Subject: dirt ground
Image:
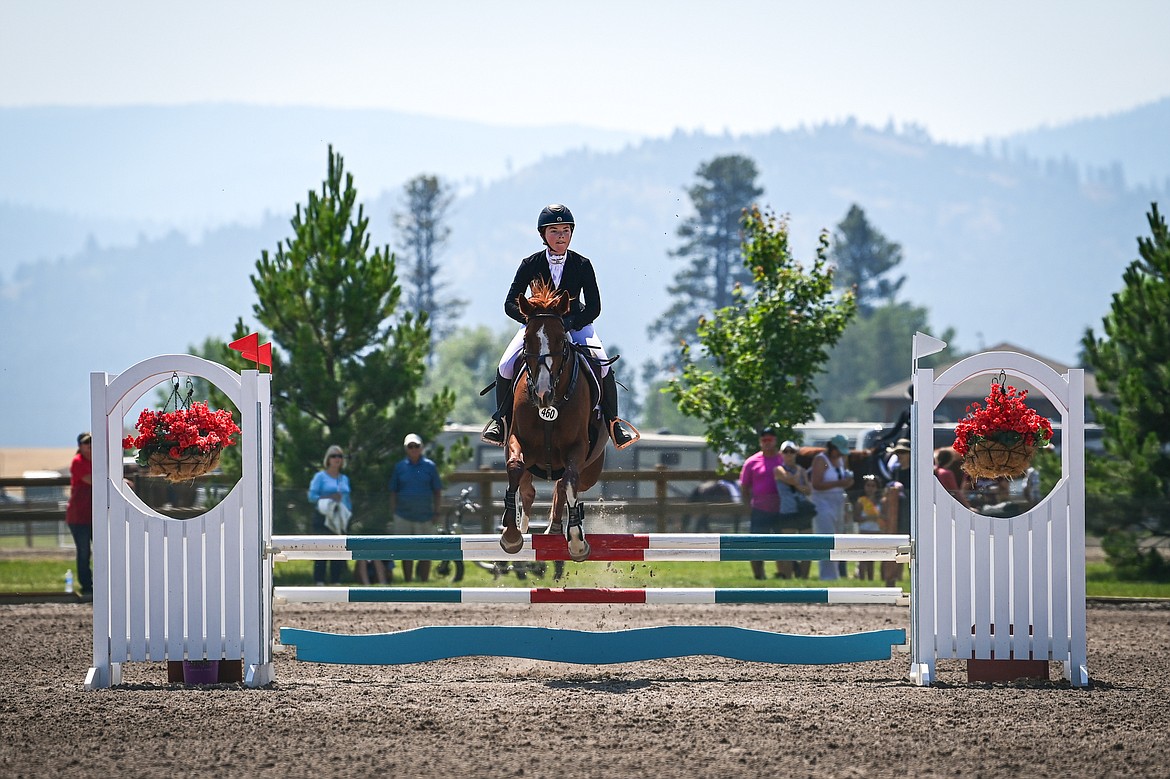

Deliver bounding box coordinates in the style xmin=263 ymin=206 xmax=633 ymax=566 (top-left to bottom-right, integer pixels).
xmin=1 ymin=599 xmax=1168 ymax=779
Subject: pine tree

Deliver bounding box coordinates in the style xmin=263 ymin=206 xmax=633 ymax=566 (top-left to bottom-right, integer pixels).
xmin=830 ymin=204 xmax=906 ymax=315
xmin=250 ymin=146 xmax=458 ymax=530
xmin=650 ymin=155 xmax=763 ymax=355
xmin=818 ymin=204 xmax=953 ymax=421
xmin=667 ymin=207 xmax=856 ymax=460
xmin=1082 ymin=202 xmax=1170 ymax=558
xmin=395 ymin=174 xmax=465 ymax=364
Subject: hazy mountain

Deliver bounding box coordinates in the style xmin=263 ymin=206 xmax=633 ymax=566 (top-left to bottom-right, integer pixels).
xmin=1001 ymin=97 xmax=1170 ymax=189
xmin=2 ymin=102 xmax=1168 ymax=446
xmin=0 ymin=105 xmax=642 ymax=272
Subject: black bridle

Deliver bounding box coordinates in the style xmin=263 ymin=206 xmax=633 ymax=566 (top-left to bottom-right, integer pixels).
xmin=522 ymin=312 xmax=574 ymax=406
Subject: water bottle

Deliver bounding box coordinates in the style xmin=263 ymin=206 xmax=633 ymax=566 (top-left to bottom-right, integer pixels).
xmin=64 ymin=569 xmax=74 ymax=594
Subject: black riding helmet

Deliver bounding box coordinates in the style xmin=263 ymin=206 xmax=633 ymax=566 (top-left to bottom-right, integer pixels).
xmin=537 ymin=204 xmax=575 ymax=240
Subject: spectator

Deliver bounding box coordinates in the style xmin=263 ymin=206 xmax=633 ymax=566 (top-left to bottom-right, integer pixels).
xmin=934 ymin=448 xmax=972 ymax=508
xmin=355 ymin=557 xmax=391 ymax=586
xmin=854 ymin=475 xmax=883 ymax=581
xmin=308 ymin=445 xmax=351 ymax=586
xmin=65 ymin=432 xmax=94 ymax=600
xmin=809 ymin=435 xmax=855 ymax=581
xmin=1022 ymin=452 xmax=1046 ymax=508
xmin=739 ymin=426 xmax=787 ymax=581
xmin=389 ymin=433 xmax=443 ymax=583
xmin=978 ymin=477 xmax=1023 ymax=517
xmin=773 ymin=440 xmax=813 ymax=579
xmin=881 ymin=440 xmax=912 ymax=587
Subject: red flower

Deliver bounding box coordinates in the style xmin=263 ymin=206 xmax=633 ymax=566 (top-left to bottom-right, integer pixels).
xmin=953 ymin=384 xmax=1053 ymax=457
xmin=123 ymin=401 xmax=241 ymax=466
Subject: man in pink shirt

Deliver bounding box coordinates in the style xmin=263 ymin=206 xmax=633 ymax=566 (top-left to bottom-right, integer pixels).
xmin=740 ymin=426 xmax=785 ymax=580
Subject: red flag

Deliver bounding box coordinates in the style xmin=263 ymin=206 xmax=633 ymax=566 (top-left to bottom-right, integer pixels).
xmin=257 ymin=342 xmax=272 ymax=369
xmin=228 ymin=332 xmax=260 ymax=361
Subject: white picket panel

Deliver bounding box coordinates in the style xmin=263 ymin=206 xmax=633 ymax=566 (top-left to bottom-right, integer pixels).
xmin=910 ymin=350 xmax=1089 ymax=686
xmin=85 ymin=355 xmax=273 ymax=690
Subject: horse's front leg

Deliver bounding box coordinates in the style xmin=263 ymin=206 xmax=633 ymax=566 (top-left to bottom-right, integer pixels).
xmin=549 ymin=478 xmax=566 ymax=539
xmin=500 ymin=435 xmax=529 ymax=554
xmin=519 ymin=472 xmax=535 ymax=534
xmin=561 ymin=459 xmax=591 ymax=562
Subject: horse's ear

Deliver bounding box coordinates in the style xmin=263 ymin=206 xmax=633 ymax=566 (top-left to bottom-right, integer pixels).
xmin=555 ymin=292 xmax=571 ymax=315
xmin=517 ymin=294 xmax=533 ymax=318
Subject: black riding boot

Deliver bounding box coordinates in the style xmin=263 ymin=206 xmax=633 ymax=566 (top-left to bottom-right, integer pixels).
xmin=481 ymin=371 xmax=514 ymax=446
xmin=601 ymin=372 xmax=640 ymax=450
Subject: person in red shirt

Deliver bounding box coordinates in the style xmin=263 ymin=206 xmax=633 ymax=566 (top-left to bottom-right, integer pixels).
xmin=65 ymin=432 xmax=94 ymax=599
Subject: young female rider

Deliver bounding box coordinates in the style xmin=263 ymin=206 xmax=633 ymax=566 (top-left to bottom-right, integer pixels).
xmin=481 ymin=203 xmax=639 ymax=450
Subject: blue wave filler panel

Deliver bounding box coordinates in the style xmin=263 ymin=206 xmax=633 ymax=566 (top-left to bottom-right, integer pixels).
xmin=279 ymin=626 xmax=907 ymax=666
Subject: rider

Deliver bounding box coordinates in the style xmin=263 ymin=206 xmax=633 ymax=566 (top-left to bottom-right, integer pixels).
xmin=481 ymin=203 xmax=639 ymax=450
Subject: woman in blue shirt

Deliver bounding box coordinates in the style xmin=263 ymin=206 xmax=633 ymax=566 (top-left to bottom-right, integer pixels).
xmin=307 ymin=444 xmax=351 ymax=585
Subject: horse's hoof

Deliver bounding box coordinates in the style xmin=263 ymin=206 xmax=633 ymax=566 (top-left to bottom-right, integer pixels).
xmin=500 ymin=528 xmax=524 ymax=555
xmin=568 ymin=539 xmax=591 ymax=563
xmin=567 ymin=528 xmax=590 ymax=562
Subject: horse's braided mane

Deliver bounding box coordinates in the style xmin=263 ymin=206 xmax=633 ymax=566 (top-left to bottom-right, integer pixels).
xmin=528 ymin=278 xmax=566 ymax=310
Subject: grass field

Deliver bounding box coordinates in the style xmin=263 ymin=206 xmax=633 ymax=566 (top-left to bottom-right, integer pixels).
xmin=4 ymin=551 xmax=1169 ymax=597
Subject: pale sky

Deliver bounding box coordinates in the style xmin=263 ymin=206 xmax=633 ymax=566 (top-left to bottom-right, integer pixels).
xmin=3 ymin=0 xmax=1168 ymax=143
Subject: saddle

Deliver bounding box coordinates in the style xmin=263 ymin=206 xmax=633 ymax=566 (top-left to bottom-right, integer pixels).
xmin=481 ymin=347 xmax=607 ymax=416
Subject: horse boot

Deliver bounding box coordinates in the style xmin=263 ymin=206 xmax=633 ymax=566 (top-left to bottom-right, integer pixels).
xmin=601 ymin=371 xmax=640 ymax=450
xmin=565 ymin=502 xmax=591 ymax=562
xmin=481 ymin=370 xmax=514 ymax=447
xmin=499 ymin=488 xmax=524 ymax=554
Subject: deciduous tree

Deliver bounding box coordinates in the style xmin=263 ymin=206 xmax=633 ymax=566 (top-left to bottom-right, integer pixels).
xmin=667 ymin=207 xmax=856 ymax=461
xmin=422 ymin=325 xmax=514 ymax=424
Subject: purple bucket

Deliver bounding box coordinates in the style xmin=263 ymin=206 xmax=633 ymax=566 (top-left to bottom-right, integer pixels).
xmin=182 ymin=660 xmax=220 ymax=684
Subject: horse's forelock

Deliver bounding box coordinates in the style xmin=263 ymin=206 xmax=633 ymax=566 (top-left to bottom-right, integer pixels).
xmin=528 ymin=278 xmax=566 ymax=311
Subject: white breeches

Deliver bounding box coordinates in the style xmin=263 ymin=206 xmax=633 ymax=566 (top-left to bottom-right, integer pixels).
xmin=498 ymin=323 xmax=609 ymax=380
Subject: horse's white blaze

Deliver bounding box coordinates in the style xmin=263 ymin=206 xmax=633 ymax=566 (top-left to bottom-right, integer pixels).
xmin=534 ymin=324 xmax=553 ymax=401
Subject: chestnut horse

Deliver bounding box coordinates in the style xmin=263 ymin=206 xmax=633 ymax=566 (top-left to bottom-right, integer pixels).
xmin=499 ymin=280 xmax=606 ymax=562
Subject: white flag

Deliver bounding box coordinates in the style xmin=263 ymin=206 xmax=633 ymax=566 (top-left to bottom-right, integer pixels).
xmin=912 ymin=331 xmax=947 ymax=361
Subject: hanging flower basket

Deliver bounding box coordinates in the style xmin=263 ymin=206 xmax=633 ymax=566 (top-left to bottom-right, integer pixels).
xmin=146 ymin=448 xmax=224 ymax=482
xmin=953 ymin=373 xmax=1053 ymax=480
xmin=123 ymin=373 xmax=240 ymax=483
xmin=961 ymin=436 xmax=1036 ymax=480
